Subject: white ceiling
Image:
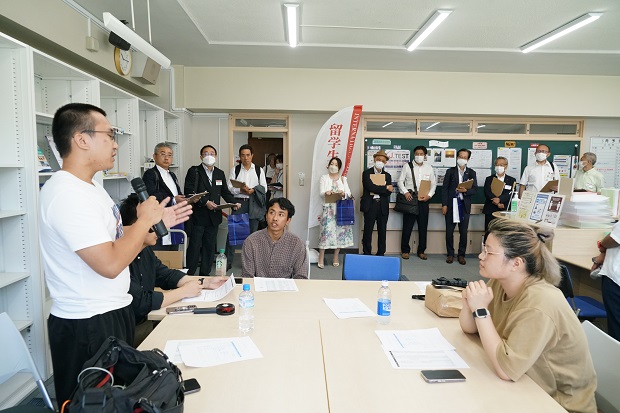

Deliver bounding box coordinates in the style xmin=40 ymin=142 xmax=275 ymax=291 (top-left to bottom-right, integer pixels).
xmin=69 ymin=0 xmax=620 ymax=75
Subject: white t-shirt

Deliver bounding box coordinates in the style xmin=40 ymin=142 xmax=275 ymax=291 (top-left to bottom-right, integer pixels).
xmin=601 ymin=221 xmax=620 ymax=287
xmin=520 ymin=161 xmax=559 ymax=192
xmin=39 ymin=171 xmax=131 ymax=319
xmin=228 ymin=163 xmax=268 ymax=199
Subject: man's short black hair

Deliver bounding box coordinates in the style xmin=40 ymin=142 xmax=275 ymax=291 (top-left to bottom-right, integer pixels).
xmin=119 ymin=193 xmax=140 ymax=226
xmin=267 ymin=197 xmax=295 ymax=219
xmin=413 ymin=145 xmax=428 ymax=155
xmin=457 ymin=148 xmax=472 ymax=159
xmin=200 ymin=145 xmax=217 ymax=156
xmin=239 ymin=144 xmax=253 ymax=154
xmin=275 ymin=154 xmax=283 ymax=163
xmin=52 ymin=103 xmax=107 ymax=158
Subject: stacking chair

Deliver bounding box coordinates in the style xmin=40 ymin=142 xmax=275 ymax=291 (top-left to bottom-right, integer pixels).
xmin=582 ymin=321 xmax=620 ymax=413
xmin=557 ymin=265 xmax=606 ymax=321
xmin=342 ymin=254 xmax=401 ymax=281
xmin=0 ymin=312 xmax=54 ymax=412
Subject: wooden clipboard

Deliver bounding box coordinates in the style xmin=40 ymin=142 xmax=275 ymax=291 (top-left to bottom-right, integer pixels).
xmin=540 ymin=179 xmax=558 ymax=193
xmin=186 ymin=191 xmax=209 ymax=203
xmin=490 ymin=177 xmax=504 ymax=197
xmin=324 ymin=193 xmax=342 ymax=203
xmin=418 ymin=180 xmax=431 ymax=199
xmin=230 ymin=179 xmax=245 ymax=189
xmin=457 ymin=179 xmax=474 ymax=190
xmin=370 ymin=174 xmax=386 ymax=186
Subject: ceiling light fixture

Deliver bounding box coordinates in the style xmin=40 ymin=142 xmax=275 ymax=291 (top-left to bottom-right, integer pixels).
xmin=406 ymin=10 xmax=452 ymax=52
xmin=284 ymin=4 xmax=300 ymax=48
xmin=520 ymin=12 xmax=602 ymax=53
xmin=382 ymin=122 xmax=394 ymax=128
xmin=425 ymin=122 xmax=440 ymax=130
xmin=103 ymin=12 xmax=171 ymax=68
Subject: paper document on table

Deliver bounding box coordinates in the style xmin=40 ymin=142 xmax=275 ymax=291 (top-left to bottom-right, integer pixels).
xmin=384 ymin=349 xmax=469 ymax=369
xmin=414 ymin=281 xmax=431 ymax=295
xmin=323 ymin=298 xmax=375 ymax=319
xmin=181 ymin=274 xmax=236 ymax=302
xmin=254 ymin=277 xmax=298 ymax=292
xmin=178 ymin=336 xmax=262 ymax=367
xmin=376 ymin=328 xmax=455 ymax=351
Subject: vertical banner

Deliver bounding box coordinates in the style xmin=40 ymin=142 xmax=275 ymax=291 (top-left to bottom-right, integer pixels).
xmin=307 ymin=105 xmax=363 ymax=230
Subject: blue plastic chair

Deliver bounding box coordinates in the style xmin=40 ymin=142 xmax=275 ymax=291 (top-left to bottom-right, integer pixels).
xmin=558 ymin=265 xmax=607 ymax=321
xmin=341 ymin=254 xmax=401 ymax=281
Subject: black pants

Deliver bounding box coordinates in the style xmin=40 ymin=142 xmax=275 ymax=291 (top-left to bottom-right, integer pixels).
xmin=362 ymin=200 xmax=388 ymax=256
xmin=602 ymin=275 xmax=620 ymax=341
xmin=48 ymin=305 xmax=134 ymax=405
xmin=187 ymin=223 xmax=219 ymax=275
xmin=401 ymin=200 xmax=430 ymax=254
xmin=445 ymin=211 xmax=470 ymax=257
xmin=226 ymin=199 xmax=260 ymax=266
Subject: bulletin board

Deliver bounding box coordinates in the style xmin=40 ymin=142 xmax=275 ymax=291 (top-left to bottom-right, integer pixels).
xmin=364 ymin=138 xmax=581 ymax=205
xmin=590 ymin=137 xmax=620 ymax=188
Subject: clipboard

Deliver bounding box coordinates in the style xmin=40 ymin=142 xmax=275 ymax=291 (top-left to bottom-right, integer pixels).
xmin=230 ymin=179 xmax=245 ymax=189
xmin=539 ymin=180 xmax=558 ymax=193
xmin=324 ymin=193 xmax=342 ymax=203
xmin=418 ymin=180 xmax=431 ymax=199
xmin=186 ymin=191 xmax=209 ymax=203
xmin=214 ymin=203 xmax=238 ymax=210
xmin=370 ymin=174 xmax=386 ymax=186
xmin=457 ymin=179 xmax=474 ymax=190
xmin=490 ymin=177 xmax=504 ymax=197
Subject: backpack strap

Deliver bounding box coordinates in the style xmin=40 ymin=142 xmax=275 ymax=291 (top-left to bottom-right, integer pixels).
xmin=235 ymin=163 xmax=262 ymax=181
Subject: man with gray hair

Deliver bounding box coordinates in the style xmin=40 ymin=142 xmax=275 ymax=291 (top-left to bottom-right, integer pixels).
xmin=575 ymin=152 xmax=604 ymax=193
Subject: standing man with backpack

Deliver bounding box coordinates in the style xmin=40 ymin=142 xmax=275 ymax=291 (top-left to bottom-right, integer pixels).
xmin=226 ymin=144 xmax=267 ymax=266
xmin=519 ymin=144 xmax=559 ymax=197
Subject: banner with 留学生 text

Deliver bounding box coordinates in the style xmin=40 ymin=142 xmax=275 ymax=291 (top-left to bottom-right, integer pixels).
xmin=307 ymin=105 xmax=362 ymax=230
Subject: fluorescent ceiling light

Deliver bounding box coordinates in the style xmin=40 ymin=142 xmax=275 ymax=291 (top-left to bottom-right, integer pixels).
xmin=382 ymin=122 xmax=394 ymax=128
xmin=406 ymin=10 xmax=452 ymax=52
xmin=284 ymin=4 xmax=300 ymax=48
xmin=520 ymin=12 xmax=602 ymax=53
xmin=103 ymin=12 xmax=171 ymax=68
xmin=425 ymin=122 xmax=440 ymax=130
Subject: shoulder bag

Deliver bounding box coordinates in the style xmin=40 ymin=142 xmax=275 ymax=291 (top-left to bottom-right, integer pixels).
xmin=393 ymin=162 xmax=418 ymax=215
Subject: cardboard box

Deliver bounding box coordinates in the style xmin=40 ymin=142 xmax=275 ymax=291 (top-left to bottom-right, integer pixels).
xmin=154 ymin=251 xmax=183 ymax=269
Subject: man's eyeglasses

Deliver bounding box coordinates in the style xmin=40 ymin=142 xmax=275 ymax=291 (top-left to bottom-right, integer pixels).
xmin=81 ymin=130 xmax=117 ymax=142
xmin=481 ymin=244 xmax=504 ymax=259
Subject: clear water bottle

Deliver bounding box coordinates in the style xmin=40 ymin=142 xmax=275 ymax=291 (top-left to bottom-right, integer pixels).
xmin=377 ymin=280 xmax=391 ymax=325
xmin=239 ymin=284 xmax=255 ymax=333
xmin=215 ymin=248 xmax=227 ymax=276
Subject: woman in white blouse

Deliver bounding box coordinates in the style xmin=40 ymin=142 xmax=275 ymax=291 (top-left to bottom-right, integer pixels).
xmin=318 ymin=157 xmax=353 ymax=268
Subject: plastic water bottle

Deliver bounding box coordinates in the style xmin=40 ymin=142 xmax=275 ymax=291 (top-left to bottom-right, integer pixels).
xmin=377 ymin=280 xmax=391 ymax=325
xmin=510 ymin=193 xmax=519 ymax=212
xmin=215 ymin=249 xmax=227 ymax=276
xmin=239 ymin=284 xmax=255 ymax=333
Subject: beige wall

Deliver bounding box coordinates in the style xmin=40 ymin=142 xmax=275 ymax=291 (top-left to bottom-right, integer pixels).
xmin=183 ymin=67 xmax=620 ymax=117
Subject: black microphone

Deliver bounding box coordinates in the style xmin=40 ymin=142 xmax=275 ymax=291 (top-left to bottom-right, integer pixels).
xmin=130 ymin=177 xmax=168 ymax=238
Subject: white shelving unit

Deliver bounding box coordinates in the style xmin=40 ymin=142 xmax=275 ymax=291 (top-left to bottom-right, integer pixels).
xmin=0 ymin=31 xmax=184 ymax=408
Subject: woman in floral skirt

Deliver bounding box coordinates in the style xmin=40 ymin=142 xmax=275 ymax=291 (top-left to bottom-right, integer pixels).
xmin=318 ymin=157 xmax=353 ymax=268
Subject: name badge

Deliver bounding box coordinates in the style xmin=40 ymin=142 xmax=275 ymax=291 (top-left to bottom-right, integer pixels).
xmin=216 ymin=180 xmax=222 ymax=186
xmin=504 ymin=184 xmax=512 ymax=190
xmin=423 ymin=174 xmax=430 ymax=180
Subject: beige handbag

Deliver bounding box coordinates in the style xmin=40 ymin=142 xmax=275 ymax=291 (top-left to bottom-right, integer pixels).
xmin=424 ymin=284 xmax=463 ymax=317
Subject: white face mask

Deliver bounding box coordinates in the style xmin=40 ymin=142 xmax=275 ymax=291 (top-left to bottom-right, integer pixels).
xmin=414 ymin=156 xmax=425 ymax=164
xmin=276 ymin=163 xmax=283 ymax=169
xmin=494 ymin=166 xmax=505 ymax=175
xmin=535 ymin=152 xmax=547 ymax=162
xmin=579 ymin=161 xmax=587 ymax=169
xmin=328 ymin=165 xmax=339 ymax=174
xmin=202 ymin=155 xmax=216 ymax=167
xmin=457 ymin=158 xmax=468 ymax=167
xmin=374 ymin=161 xmax=385 ymax=170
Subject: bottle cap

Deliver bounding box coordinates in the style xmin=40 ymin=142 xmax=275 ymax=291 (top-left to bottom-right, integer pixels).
xmin=243 ymin=284 xmax=250 ymax=291
xmin=220 ymin=248 xmax=225 ymax=253
xmin=382 ymin=280 xmax=389 ymax=287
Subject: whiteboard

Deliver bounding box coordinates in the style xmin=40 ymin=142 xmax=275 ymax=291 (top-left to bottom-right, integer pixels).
xmin=590 ymin=137 xmax=620 ymax=188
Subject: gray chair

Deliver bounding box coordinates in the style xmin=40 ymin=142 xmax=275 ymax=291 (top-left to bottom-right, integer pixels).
xmin=582 ymin=320 xmax=620 ymax=413
xmin=0 ymin=312 xmax=54 ymax=412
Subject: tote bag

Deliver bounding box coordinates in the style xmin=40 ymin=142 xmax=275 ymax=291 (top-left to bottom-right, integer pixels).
xmin=336 ymin=199 xmax=355 ymax=226
xmin=228 ymin=213 xmax=250 ymax=245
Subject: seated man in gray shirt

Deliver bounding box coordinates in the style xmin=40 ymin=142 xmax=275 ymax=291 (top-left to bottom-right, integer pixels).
xmin=242 ymin=197 xmax=308 ymax=279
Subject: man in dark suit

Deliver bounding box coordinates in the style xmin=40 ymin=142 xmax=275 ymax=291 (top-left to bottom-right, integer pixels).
xmin=361 ymin=149 xmax=393 ymax=256
xmin=184 ymin=145 xmax=239 ymax=276
xmin=143 ymin=142 xmax=185 ymax=250
xmin=442 ymin=148 xmax=478 ymax=265
xmin=482 ymin=156 xmax=516 ymax=241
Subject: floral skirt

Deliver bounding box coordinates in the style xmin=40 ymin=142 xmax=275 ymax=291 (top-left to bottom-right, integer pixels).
xmin=318 ymin=203 xmax=353 ymax=249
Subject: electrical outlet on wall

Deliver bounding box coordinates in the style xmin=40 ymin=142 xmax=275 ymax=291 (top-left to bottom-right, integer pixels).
xmin=298 ymin=172 xmax=305 ymax=186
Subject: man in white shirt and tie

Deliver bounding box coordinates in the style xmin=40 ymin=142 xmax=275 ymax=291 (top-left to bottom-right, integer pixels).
xmin=519 ymin=144 xmax=560 ymax=197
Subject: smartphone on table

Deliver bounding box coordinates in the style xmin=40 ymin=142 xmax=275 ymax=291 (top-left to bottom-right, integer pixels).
xmin=183 ymin=378 xmax=201 ymax=394
xmin=420 ymin=369 xmax=466 ymax=383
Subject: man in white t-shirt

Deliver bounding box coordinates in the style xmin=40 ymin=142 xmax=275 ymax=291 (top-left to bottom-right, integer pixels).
xmin=39 ymin=103 xmax=191 ymax=405
xmin=519 ymin=144 xmax=560 ymax=197
xmin=592 ymin=223 xmax=620 ymax=341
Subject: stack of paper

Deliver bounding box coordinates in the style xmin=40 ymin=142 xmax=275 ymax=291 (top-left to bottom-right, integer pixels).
xmin=254 ymin=277 xmax=298 ymax=292
xmin=559 ymin=192 xmax=614 ymax=228
xmin=323 ymin=298 xmax=375 ymax=319
xmin=601 ymin=188 xmax=620 ymax=218
xmin=164 ymin=337 xmax=263 ymax=367
xmin=375 ymin=328 xmax=469 ymax=369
